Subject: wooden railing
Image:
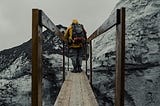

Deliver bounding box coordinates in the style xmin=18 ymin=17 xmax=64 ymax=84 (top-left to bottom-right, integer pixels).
xmin=32 ymin=9 xmax=42 ymax=106
xmin=87 ymin=7 xmax=125 ymax=106
xmin=32 ymin=9 xmax=66 ymax=106
xmin=32 ymin=7 xmax=125 ymax=106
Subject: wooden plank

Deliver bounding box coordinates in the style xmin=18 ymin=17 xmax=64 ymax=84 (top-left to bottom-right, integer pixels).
xmin=69 ymin=73 xmax=83 ymax=106
xmin=81 ymin=74 xmax=89 ymax=106
xmin=40 ymin=10 xmax=66 ymax=42
xmin=54 ymin=72 xmax=73 ymax=106
xmin=87 ymin=10 xmax=119 ymax=42
xmin=32 ymin=9 xmax=42 ymax=106
xmin=54 ymin=72 xmax=98 ymax=106
xmin=81 ymin=72 xmax=98 ymax=106
xmin=115 ymin=7 xmax=125 ymax=106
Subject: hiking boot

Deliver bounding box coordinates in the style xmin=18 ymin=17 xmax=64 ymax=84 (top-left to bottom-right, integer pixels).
xmin=71 ymin=70 xmax=75 ymax=73
xmin=71 ymin=69 xmax=76 ymax=73
xmin=71 ymin=67 xmax=78 ymax=73
xmin=78 ymin=67 xmax=83 ymax=73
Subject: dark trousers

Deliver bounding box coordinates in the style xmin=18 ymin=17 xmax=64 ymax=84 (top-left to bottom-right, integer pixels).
xmin=69 ymin=48 xmax=83 ymax=69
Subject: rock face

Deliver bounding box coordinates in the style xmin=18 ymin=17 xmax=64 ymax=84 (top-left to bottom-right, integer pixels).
xmin=92 ymin=0 xmax=160 ymax=106
xmin=1 ymin=1 xmax=160 ymax=106
xmin=0 ymin=25 xmax=67 ymax=106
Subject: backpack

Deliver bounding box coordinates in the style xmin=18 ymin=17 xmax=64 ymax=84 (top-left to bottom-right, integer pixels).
xmin=71 ymin=24 xmax=86 ymax=44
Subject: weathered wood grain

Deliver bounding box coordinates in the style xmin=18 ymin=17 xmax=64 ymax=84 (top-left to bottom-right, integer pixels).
xmin=87 ymin=10 xmax=119 ymax=42
xmin=32 ymin=9 xmax=42 ymax=106
xmin=54 ymin=72 xmax=98 ymax=106
xmin=89 ymin=41 xmax=93 ymax=85
xmin=40 ymin=10 xmax=66 ymax=42
xmin=115 ymin=7 xmax=125 ymax=106
xmin=54 ymin=72 xmax=73 ymax=106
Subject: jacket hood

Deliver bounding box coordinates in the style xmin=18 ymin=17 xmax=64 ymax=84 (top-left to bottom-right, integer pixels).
xmin=72 ymin=19 xmax=79 ymax=24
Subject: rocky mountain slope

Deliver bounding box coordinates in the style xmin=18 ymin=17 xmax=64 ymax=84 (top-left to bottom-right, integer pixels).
xmin=1 ymin=0 xmax=160 ymax=106
xmin=0 ymin=25 xmax=67 ymax=106
xmin=92 ymin=0 xmax=160 ymax=106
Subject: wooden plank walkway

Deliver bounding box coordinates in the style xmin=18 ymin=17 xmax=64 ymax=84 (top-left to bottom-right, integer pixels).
xmin=54 ymin=71 xmax=98 ymax=106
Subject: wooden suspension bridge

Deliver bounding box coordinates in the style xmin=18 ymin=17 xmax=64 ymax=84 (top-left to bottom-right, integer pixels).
xmin=32 ymin=7 xmax=125 ymax=106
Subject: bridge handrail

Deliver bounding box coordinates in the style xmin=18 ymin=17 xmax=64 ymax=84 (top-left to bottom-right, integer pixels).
xmin=39 ymin=10 xmax=66 ymax=42
xmin=32 ymin=9 xmax=67 ymax=106
xmin=87 ymin=7 xmax=125 ymax=106
xmin=32 ymin=7 xmax=125 ymax=106
xmin=87 ymin=9 xmax=120 ymax=42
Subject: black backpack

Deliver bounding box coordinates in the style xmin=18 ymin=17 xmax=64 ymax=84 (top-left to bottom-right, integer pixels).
xmin=72 ymin=24 xmax=86 ymax=44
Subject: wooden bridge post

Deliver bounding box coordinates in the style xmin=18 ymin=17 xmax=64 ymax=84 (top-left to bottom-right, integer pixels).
xmin=68 ymin=47 xmax=70 ymax=72
xmin=115 ymin=8 xmax=125 ymax=106
xmin=89 ymin=40 xmax=93 ymax=85
xmin=32 ymin=9 xmax=42 ymax=106
xmin=63 ymin=41 xmax=65 ymax=82
xmin=85 ymin=52 xmax=88 ymax=76
xmin=85 ymin=43 xmax=88 ymax=76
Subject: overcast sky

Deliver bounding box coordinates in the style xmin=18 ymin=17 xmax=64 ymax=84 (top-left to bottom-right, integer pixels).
xmin=0 ymin=0 xmax=119 ymax=51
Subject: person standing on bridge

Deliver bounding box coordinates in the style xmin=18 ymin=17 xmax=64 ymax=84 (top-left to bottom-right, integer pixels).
xmin=64 ymin=19 xmax=87 ymax=73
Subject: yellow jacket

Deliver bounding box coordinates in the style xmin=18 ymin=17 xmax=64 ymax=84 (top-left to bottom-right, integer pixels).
xmin=64 ymin=25 xmax=86 ymax=48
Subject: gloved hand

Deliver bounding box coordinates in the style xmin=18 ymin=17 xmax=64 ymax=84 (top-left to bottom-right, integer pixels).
xmin=68 ymin=39 xmax=73 ymax=45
